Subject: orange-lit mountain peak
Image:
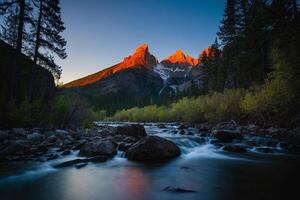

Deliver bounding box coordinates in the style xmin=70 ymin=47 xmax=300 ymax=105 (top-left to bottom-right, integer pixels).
xmin=162 ymin=49 xmax=198 ymax=66
xmin=199 ymin=45 xmax=219 ymax=63
xmin=118 ymin=43 xmax=158 ymax=70
xmin=63 ymin=44 xmax=158 ymax=88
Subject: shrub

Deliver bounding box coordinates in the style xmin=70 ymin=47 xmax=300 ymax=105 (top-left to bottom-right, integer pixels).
xmin=50 ymin=94 xmax=105 ymax=128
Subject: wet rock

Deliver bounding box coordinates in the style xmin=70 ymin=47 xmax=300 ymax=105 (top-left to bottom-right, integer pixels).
xmin=80 ymin=139 xmax=117 ymax=157
xmin=194 ymin=123 xmax=213 ymax=132
xmin=55 ymin=129 xmax=69 ymax=140
xmin=116 ymin=124 xmax=147 ymax=139
xmin=12 ymin=128 xmax=27 ymax=136
xmin=73 ymin=139 xmax=87 ymax=150
xmin=215 ymin=120 xmax=238 ymax=130
xmin=158 ymin=124 xmax=166 ymax=128
xmin=26 ymin=132 xmax=44 ymax=142
xmin=163 ymin=186 xmax=197 ymax=193
xmin=46 ymin=154 xmax=59 ymax=160
xmin=212 ymin=129 xmax=243 ymax=142
xmin=118 ymin=142 xmax=132 ymax=151
xmin=61 ymin=150 xmax=71 ymax=155
xmin=178 ymin=124 xmax=188 ymax=130
xmin=46 ymin=135 xmax=58 ymax=144
xmin=89 ymin=155 xmax=108 ymax=163
xmin=0 ymin=140 xmax=30 ymax=155
xmin=178 ymin=130 xmax=185 ymax=135
xmin=54 ymin=158 xmax=90 ymax=168
xmin=126 ymin=136 xmax=181 ymax=161
xmin=222 ymin=144 xmax=247 ymax=153
xmin=75 ymin=163 xmax=88 ymax=169
xmin=0 ymin=131 xmax=10 ymax=142
xmin=256 ymin=147 xmax=274 ymax=153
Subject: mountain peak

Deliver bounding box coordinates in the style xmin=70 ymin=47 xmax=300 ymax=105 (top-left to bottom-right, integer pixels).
xmin=120 ymin=43 xmax=158 ymax=69
xmin=162 ymin=49 xmax=198 ymax=66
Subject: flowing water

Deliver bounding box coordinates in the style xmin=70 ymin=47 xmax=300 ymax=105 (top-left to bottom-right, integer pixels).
xmin=0 ymin=122 xmax=299 ymax=200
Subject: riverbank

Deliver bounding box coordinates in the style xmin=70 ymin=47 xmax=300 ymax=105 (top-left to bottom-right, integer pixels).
xmin=1 ymin=121 xmax=299 ymax=163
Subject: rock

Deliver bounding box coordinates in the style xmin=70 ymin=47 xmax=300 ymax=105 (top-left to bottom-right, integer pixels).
xmin=0 ymin=140 xmax=30 ymax=155
xmin=126 ymin=136 xmax=181 ymax=161
xmin=178 ymin=130 xmax=185 ymax=135
xmin=54 ymin=159 xmax=90 ymax=168
xmin=44 ymin=130 xmax=56 ymax=138
xmin=222 ymin=144 xmax=247 ymax=153
xmin=212 ymin=129 xmax=243 ymax=142
xmin=163 ymin=186 xmax=197 ymax=193
xmin=80 ymin=139 xmax=117 ymax=157
xmin=73 ymin=139 xmax=87 ymax=150
xmin=194 ymin=123 xmax=212 ymax=132
xmin=178 ymin=124 xmax=188 ymax=130
xmin=12 ymin=128 xmax=27 ymax=136
xmin=55 ymin=129 xmax=69 ymax=140
xmin=47 ymin=154 xmax=59 ymax=160
xmin=26 ymin=132 xmax=44 ymax=142
xmin=0 ymin=130 xmax=10 ymax=142
xmin=89 ymin=155 xmax=108 ymax=163
xmin=116 ymin=124 xmax=147 ymax=139
xmin=158 ymin=124 xmax=166 ymax=128
xmin=256 ymin=147 xmax=274 ymax=153
xmin=46 ymin=135 xmax=58 ymax=143
xmin=75 ymin=163 xmax=88 ymax=169
xmin=244 ymin=124 xmax=261 ymax=132
xmin=215 ymin=120 xmax=238 ymax=130
xmin=265 ymin=127 xmax=287 ymax=138
xmin=61 ymin=150 xmax=71 ymax=155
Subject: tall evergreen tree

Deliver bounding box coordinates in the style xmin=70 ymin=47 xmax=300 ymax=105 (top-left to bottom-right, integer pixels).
xmin=31 ymin=0 xmax=67 ymax=80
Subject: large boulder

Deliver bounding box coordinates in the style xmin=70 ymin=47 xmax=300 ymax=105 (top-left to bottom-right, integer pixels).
xmin=80 ymin=139 xmax=117 ymax=157
xmin=116 ymin=124 xmax=147 ymax=139
xmin=212 ymin=129 xmax=243 ymax=142
xmin=126 ymin=136 xmax=181 ymax=161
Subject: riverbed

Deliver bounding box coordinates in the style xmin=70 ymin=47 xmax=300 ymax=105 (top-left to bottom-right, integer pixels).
xmin=0 ymin=122 xmax=299 ymax=200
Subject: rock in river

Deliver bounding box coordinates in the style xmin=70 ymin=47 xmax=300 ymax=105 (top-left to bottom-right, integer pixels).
xmin=126 ymin=136 xmax=181 ymax=161
xmin=80 ymin=139 xmax=117 ymax=157
xmin=212 ymin=129 xmax=243 ymax=142
xmin=116 ymin=124 xmax=147 ymax=139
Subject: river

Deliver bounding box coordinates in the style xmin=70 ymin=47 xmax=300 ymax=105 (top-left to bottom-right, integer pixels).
xmin=0 ymin=122 xmax=299 ymax=200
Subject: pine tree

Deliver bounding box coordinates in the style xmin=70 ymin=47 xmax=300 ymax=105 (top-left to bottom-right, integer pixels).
xmin=0 ymin=6 xmax=19 ymax=47
xmin=218 ymin=0 xmax=239 ymax=89
xmin=31 ymin=0 xmax=67 ymax=80
xmin=0 ymin=0 xmax=33 ymax=99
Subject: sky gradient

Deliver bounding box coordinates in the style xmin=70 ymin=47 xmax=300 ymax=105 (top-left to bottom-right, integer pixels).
xmin=58 ymin=0 xmax=225 ymax=83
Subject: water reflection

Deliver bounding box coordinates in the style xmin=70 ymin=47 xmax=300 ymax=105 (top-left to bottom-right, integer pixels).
xmin=58 ymin=165 xmax=150 ymax=200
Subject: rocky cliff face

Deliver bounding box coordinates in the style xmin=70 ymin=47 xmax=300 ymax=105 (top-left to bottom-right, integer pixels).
xmin=161 ymin=49 xmax=198 ymax=67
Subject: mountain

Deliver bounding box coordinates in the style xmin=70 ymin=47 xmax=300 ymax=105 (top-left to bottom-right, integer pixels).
xmin=161 ymin=49 xmax=198 ymax=67
xmin=63 ymin=44 xmax=207 ymax=112
xmin=63 ymin=44 xmax=158 ymax=88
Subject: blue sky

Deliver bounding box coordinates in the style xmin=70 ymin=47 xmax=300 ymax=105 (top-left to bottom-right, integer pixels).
xmin=58 ymin=0 xmax=225 ymax=83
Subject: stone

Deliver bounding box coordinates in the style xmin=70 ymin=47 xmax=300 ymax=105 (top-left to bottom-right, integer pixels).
xmin=222 ymin=144 xmax=247 ymax=153
xmin=126 ymin=136 xmax=181 ymax=161
xmin=115 ymin=124 xmax=147 ymax=139
xmin=26 ymin=132 xmax=44 ymax=142
xmin=212 ymin=129 xmax=243 ymax=142
xmin=79 ymin=139 xmax=117 ymax=157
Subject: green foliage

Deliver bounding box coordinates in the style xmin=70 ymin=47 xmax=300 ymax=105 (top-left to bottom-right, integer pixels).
xmin=111 ymin=89 xmax=245 ymax=123
xmin=241 ymin=48 xmax=299 ymax=125
xmin=49 ymin=94 xmax=106 ymax=128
